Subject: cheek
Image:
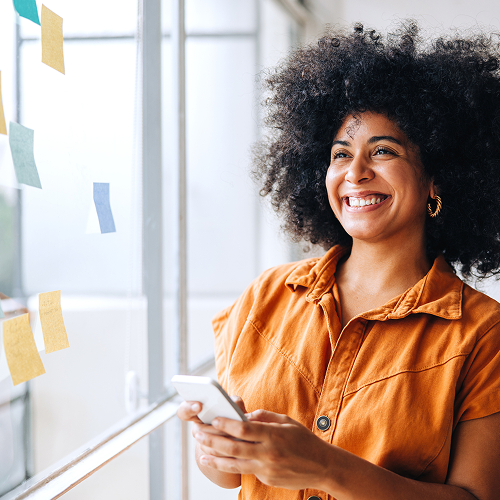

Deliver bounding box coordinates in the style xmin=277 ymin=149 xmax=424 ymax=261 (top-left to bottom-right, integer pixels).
xmin=325 ymin=168 xmax=343 ymax=215
xmin=325 ymin=168 xmax=339 ymax=198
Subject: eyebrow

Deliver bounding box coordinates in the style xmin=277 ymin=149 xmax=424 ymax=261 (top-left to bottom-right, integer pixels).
xmin=332 ymin=135 xmax=403 ymax=147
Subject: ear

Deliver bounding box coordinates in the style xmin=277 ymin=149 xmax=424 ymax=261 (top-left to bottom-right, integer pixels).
xmin=429 ymin=180 xmax=440 ymax=198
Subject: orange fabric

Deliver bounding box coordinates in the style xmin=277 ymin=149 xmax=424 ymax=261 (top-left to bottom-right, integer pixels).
xmin=213 ymin=246 xmax=500 ymax=500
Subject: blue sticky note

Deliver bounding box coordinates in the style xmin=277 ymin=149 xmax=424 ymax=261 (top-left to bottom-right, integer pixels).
xmin=13 ymin=0 xmax=40 ymax=25
xmin=93 ymin=183 xmax=116 ymax=234
xmin=9 ymin=122 xmax=42 ymax=189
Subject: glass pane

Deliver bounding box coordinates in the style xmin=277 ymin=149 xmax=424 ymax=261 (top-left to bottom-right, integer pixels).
xmin=7 ymin=20 xmax=146 ymax=485
xmin=20 ymin=0 xmax=138 ymax=39
xmin=261 ymin=0 xmax=298 ymax=67
xmin=163 ymin=0 xmax=257 ymax=35
xmin=59 ymin=438 xmax=149 ymax=500
xmin=185 ymin=37 xmax=257 ymax=370
xmin=0 ymin=382 xmax=28 ymax=495
xmin=186 ymin=0 xmax=257 ymax=34
xmin=0 ymin=192 xmax=16 ymax=296
xmin=162 ymin=35 xmax=261 ymax=378
xmin=20 ymin=40 xmax=140 ymax=295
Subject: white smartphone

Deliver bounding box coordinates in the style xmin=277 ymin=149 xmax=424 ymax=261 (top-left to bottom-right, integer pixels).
xmin=171 ymin=375 xmax=247 ymax=424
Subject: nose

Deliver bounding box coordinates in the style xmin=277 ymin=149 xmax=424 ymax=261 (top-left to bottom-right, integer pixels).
xmin=345 ymin=155 xmax=374 ymax=184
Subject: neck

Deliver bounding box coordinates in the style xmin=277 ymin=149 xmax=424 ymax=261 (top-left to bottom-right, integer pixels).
xmin=338 ymin=235 xmax=431 ymax=296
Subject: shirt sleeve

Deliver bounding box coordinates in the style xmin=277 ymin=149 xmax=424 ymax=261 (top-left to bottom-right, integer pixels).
xmin=455 ymin=320 xmax=500 ymax=423
xmin=212 ymin=279 xmax=257 ymax=391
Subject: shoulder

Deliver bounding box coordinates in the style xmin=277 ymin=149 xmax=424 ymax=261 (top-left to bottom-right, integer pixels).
xmin=212 ymin=249 xmax=333 ymax=336
xmin=462 ymin=283 xmax=500 ymax=340
xmin=456 ymin=285 xmax=500 ymax=422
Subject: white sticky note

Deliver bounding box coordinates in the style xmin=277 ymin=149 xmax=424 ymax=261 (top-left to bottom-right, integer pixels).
xmin=86 ymin=199 xmax=101 ymax=234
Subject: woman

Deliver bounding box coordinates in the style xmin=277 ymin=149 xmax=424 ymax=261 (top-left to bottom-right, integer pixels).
xmin=178 ymin=23 xmax=500 ymax=499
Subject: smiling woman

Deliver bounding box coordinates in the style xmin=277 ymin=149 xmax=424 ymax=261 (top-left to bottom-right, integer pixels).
xmin=326 ymin=113 xmax=434 ymax=248
xmin=177 ymin=21 xmax=500 ymax=500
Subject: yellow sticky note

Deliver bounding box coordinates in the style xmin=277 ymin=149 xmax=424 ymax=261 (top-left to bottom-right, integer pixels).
xmin=39 ymin=290 xmax=69 ymax=353
xmin=0 ymin=71 xmax=7 ymax=135
xmin=3 ymin=313 xmax=45 ymax=385
xmin=41 ymin=5 xmax=65 ymax=75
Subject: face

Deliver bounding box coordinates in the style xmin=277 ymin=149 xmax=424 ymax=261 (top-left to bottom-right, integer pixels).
xmin=326 ymin=112 xmax=435 ymax=245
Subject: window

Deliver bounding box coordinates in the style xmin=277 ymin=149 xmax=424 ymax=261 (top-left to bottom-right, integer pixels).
xmin=0 ymin=1 xmax=310 ymax=499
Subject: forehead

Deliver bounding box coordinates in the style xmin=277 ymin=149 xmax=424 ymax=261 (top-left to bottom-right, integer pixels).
xmin=334 ymin=112 xmax=407 ymax=143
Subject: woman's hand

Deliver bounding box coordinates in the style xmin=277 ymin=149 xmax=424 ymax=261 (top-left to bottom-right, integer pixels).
xmin=176 ymin=397 xmax=246 ymax=489
xmin=194 ymin=409 xmax=332 ymax=491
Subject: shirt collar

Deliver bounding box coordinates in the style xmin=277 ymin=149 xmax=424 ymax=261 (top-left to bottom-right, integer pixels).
xmin=285 ymin=245 xmax=463 ymax=321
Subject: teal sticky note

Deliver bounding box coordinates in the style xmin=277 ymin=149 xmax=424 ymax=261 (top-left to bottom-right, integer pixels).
xmin=9 ymin=122 xmax=42 ymax=189
xmin=13 ymin=0 xmax=40 ymax=25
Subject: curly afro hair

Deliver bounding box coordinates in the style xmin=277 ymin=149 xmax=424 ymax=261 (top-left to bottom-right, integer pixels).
xmin=253 ymin=21 xmax=500 ymax=278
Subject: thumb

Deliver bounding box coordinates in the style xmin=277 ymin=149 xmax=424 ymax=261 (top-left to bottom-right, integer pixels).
xmin=230 ymin=395 xmax=247 ymax=413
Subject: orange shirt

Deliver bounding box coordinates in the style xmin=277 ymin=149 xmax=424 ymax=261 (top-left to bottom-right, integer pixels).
xmin=213 ymin=246 xmax=500 ymax=500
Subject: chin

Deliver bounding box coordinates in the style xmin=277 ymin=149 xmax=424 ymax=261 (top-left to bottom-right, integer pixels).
xmin=342 ymin=224 xmax=384 ymax=242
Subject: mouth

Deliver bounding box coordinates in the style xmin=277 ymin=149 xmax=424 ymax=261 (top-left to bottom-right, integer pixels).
xmin=343 ymin=194 xmax=390 ymax=208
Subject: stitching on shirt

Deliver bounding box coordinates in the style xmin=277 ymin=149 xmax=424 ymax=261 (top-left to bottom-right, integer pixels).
xmin=447 ymin=317 xmax=500 ymax=390
xmin=458 ymin=388 xmax=500 ymax=422
xmin=248 ymin=318 xmax=322 ymax=397
xmin=475 ymin=316 xmax=500 ymax=343
xmin=342 ymin=352 xmax=470 ymax=397
xmin=330 ymin=322 xmax=370 ymax=436
xmin=416 ymin=409 xmax=454 ymax=479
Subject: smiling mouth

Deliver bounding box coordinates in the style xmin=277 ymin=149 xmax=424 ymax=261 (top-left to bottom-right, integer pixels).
xmin=344 ymin=194 xmax=389 ymax=207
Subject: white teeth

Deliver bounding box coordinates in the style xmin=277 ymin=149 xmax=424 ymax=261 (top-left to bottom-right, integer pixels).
xmin=348 ymin=196 xmax=386 ymax=207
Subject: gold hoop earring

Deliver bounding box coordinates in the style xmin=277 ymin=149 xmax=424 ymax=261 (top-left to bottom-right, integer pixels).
xmin=427 ymin=195 xmax=442 ymax=218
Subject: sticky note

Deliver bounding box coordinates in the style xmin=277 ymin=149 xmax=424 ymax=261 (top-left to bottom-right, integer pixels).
xmin=3 ymin=313 xmax=45 ymax=385
xmin=39 ymin=290 xmax=69 ymax=353
xmin=9 ymin=122 xmax=42 ymax=189
xmin=0 ymin=72 xmax=6 ymax=136
xmin=94 ymin=183 xmax=116 ymax=233
xmin=41 ymin=5 xmax=65 ymax=75
xmin=13 ymin=0 xmax=40 ymax=25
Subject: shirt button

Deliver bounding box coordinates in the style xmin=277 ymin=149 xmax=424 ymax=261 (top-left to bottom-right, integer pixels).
xmin=307 ymin=496 xmax=322 ymax=500
xmin=316 ymin=415 xmax=331 ymax=431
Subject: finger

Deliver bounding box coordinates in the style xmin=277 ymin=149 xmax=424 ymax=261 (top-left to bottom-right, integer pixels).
xmin=230 ymin=395 xmax=247 ymax=413
xmin=177 ymin=401 xmax=203 ymax=422
xmin=198 ymin=443 xmax=232 ymax=458
xmin=246 ymin=409 xmax=293 ymax=424
xmin=192 ymin=422 xmax=229 ymax=437
xmin=212 ymin=418 xmax=262 ymax=441
xmin=195 ymin=430 xmax=258 ymax=460
xmin=212 ymin=416 xmax=284 ymax=442
xmin=199 ymin=454 xmax=256 ymax=475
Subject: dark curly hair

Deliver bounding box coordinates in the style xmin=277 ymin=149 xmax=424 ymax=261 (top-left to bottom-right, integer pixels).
xmin=253 ymin=21 xmax=500 ymax=278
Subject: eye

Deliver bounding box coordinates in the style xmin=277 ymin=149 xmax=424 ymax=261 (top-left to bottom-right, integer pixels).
xmin=373 ymin=146 xmax=396 ymax=156
xmin=332 ymin=150 xmax=350 ymax=160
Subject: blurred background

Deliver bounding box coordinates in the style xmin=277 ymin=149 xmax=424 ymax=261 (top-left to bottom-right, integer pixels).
xmin=1 ymin=0 xmax=500 ymax=499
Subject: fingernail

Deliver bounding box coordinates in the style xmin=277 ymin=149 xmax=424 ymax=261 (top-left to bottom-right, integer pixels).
xmin=212 ymin=418 xmax=220 ymax=427
xmin=200 ymin=456 xmax=208 ymax=465
xmin=191 ymin=403 xmax=200 ymax=412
